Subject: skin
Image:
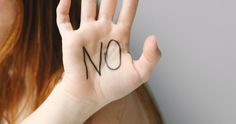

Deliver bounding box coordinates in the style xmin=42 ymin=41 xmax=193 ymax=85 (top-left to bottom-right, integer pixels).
xmin=0 ymin=0 xmax=17 ymax=43
xmin=1 ymin=0 xmax=161 ymax=123
xmin=57 ymin=0 xmax=160 ymax=104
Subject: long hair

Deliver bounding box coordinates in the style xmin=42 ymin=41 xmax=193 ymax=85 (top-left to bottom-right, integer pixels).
xmin=0 ymin=0 xmax=162 ymax=124
xmin=0 ymin=0 xmax=80 ymax=123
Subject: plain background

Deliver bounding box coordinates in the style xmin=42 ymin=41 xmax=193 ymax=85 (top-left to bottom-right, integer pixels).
xmin=120 ymin=0 xmax=236 ymax=124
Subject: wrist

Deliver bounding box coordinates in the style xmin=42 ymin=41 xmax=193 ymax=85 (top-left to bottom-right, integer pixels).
xmin=59 ymin=73 xmax=110 ymax=105
xmin=51 ymin=83 xmax=106 ymax=123
xmin=21 ymin=83 xmax=106 ymax=124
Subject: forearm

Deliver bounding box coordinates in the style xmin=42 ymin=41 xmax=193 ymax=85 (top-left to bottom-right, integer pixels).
xmin=21 ymin=83 xmax=105 ymax=124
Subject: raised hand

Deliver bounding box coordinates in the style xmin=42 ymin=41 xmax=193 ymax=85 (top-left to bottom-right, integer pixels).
xmin=56 ymin=0 xmax=161 ymax=105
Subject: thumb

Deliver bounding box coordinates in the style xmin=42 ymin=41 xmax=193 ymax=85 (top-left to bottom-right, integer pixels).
xmin=134 ymin=35 xmax=161 ymax=83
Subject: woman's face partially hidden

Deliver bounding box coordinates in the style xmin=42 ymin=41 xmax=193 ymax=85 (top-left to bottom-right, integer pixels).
xmin=0 ymin=0 xmax=18 ymax=43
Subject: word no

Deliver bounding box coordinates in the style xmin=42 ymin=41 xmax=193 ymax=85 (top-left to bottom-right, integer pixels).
xmin=83 ymin=39 xmax=122 ymax=79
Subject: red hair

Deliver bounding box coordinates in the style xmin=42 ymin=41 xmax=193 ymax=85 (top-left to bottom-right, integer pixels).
xmin=0 ymin=0 xmax=81 ymax=123
xmin=0 ymin=0 xmax=162 ymax=124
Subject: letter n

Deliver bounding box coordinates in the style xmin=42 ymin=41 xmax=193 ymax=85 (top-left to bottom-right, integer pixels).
xmin=83 ymin=43 xmax=103 ymax=79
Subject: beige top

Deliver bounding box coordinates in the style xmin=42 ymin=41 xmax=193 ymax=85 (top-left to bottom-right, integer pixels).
xmin=85 ymin=91 xmax=149 ymax=124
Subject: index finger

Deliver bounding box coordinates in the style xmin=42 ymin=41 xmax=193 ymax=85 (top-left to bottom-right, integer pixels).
xmin=117 ymin=0 xmax=138 ymax=29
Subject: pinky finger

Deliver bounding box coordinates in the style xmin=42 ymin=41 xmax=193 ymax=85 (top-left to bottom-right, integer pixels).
xmin=56 ymin=0 xmax=73 ymax=34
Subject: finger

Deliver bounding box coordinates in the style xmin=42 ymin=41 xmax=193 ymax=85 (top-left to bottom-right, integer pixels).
xmin=117 ymin=0 xmax=138 ymax=29
xmin=81 ymin=0 xmax=96 ymax=22
xmin=134 ymin=36 xmax=161 ymax=83
xmin=98 ymin=0 xmax=118 ymax=20
xmin=56 ymin=0 xmax=73 ymax=34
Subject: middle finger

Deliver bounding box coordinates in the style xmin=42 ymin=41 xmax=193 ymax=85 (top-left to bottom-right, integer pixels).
xmin=98 ymin=0 xmax=118 ymax=21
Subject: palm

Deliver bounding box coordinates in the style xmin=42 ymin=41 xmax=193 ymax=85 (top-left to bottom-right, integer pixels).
xmin=56 ymin=0 xmax=160 ymax=103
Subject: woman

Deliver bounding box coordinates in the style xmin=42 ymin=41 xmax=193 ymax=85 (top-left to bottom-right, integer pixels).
xmin=0 ymin=0 xmax=162 ymax=123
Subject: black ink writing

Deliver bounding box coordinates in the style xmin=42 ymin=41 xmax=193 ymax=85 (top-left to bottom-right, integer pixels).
xmin=83 ymin=43 xmax=103 ymax=79
xmin=105 ymin=39 xmax=122 ymax=70
xmin=83 ymin=39 xmax=122 ymax=79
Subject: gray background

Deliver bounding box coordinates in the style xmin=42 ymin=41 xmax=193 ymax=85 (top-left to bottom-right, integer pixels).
xmin=128 ymin=0 xmax=236 ymax=124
